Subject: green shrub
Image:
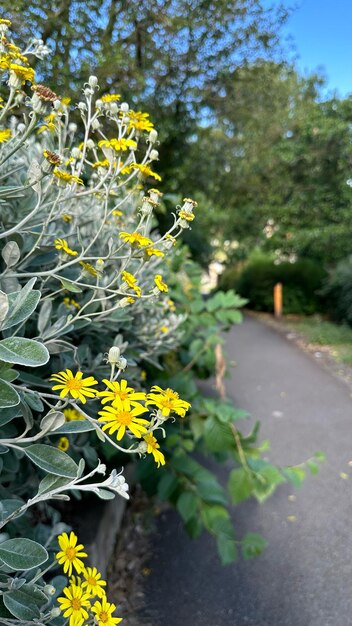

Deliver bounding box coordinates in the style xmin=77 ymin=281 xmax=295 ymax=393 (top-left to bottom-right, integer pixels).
xmin=321 ymin=255 xmax=352 ymax=325
xmin=221 ymin=256 xmax=325 ymax=314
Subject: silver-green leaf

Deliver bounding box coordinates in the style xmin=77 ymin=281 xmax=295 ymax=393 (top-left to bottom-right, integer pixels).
xmin=24 ymin=444 xmax=78 ymax=478
xmin=0 ymin=337 xmax=49 ymax=366
xmin=0 ymin=538 xmax=48 ymax=571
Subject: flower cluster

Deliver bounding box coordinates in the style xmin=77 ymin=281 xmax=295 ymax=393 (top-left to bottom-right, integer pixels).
xmin=56 ymin=531 xmax=122 ymax=626
xmin=49 ymin=367 xmax=191 ymax=467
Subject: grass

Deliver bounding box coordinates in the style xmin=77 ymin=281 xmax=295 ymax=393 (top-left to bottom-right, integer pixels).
xmin=286 ymin=316 xmax=352 ymax=365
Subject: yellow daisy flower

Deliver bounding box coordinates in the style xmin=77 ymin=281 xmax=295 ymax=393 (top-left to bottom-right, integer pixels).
xmin=56 ymin=532 xmax=87 ymax=576
xmin=9 ymin=62 xmax=35 ymax=83
xmin=54 ymin=238 xmax=78 ymax=257
xmin=147 ymin=385 xmax=191 ymax=417
xmin=143 ymin=433 xmax=166 ymax=468
xmin=121 ymin=271 xmax=142 ymax=297
xmin=154 ymin=274 xmax=168 ymax=292
xmin=82 ymin=566 xmax=106 ymax=598
xmin=63 ymin=408 xmax=85 ymax=422
xmin=98 ymin=399 xmax=149 ymax=440
xmin=57 ymin=584 xmax=91 ymax=626
xmin=98 ymin=138 xmax=137 ymax=152
xmin=179 ymin=210 xmax=195 ymax=221
xmin=53 ymin=169 xmax=84 ymax=185
xmin=79 ymin=261 xmax=98 ymax=277
xmin=58 ymin=436 xmax=69 ymax=452
xmin=101 ymin=93 xmax=121 ymax=103
xmin=0 ymin=128 xmax=11 ymax=143
xmin=91 ymin=598 xmax=122 ymax=626
xmin=50 ymin=369 xmax=98 ymax=403
xmin=99 ymin=379 xmax=146 ymax=406
xmin=119 ymin=231 xmax=153 ymax=247
xmin=145 ymin=247 xmax=164 ymax=258
xmin=127 ymin=110 xmax=154 ymax=132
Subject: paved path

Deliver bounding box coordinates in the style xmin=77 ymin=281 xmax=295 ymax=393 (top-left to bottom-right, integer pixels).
xmin=142 ymin=316 xmax=352 ymax=626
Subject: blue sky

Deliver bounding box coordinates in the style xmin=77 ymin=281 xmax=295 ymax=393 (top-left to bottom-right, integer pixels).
xmin=271 ymin=0 xmax=352 ymax=97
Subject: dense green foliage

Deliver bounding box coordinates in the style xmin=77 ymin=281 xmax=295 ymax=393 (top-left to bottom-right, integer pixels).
xmin=220 ymin=255 xmax=326 ymax=314
xmin=321 ymin=256 xmax=352 ymax=325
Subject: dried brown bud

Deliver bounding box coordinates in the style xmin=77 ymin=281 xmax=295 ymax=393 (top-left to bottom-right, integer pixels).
xmin=43 ymin=150 xmax=62 ymax=165
xmin=32 ymin=84 xmax=60 ymax=102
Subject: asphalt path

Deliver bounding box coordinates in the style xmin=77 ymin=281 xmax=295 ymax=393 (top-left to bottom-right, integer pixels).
xmin=142 ymin=315 xmax=352 ymax=626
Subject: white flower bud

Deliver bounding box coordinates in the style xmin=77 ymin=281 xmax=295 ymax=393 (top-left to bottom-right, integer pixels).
xmin=78 ymin=102 xmax=87 ymax=111
xmin=68 ymin=122 xmax=77 ymax=133
xmin=95 ymin=258 xmax=105 ymax=272
xmin=148 ymin=129 xmax=158 ymax=143
xmin=71 ymin=147 xmax=81 ymax=159
xmin=87 ymin=139 xmax=95 ymax=149
xmin=150 ymin=149 xmax=159 ymax=161
xmin=118 ymin=356 xmax=127 ymax=370
xmin=89 ymin=75 xmax=99 ymax=88
xmin=53 ymin=99 xmax=61 ymax=111
xmin=17 ymin=123 xmax=26 ymax=134
xmin=95 ymin=99 xmax=103 ymax=109
xmin=110 ymin=102 xmax=119 ymax=115
xmin=120 ymin=102 xmax=129 ymax=112
xmin=84 ymin=87 xmax=94 ymax=97
xmin=107 ymin=346 xmax=121 ymax=364
xmin=91 ymin=118 xmax=101 ymax=130
xmin=50 ymin=608 xmax=61 ymax=618
xmin=44 ymin=585 xmax=56 ymax=596
xmin=137 ymin=441 xmax=148 ymax=454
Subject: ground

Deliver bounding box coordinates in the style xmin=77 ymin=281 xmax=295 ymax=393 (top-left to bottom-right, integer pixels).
xmin=137 ymin=314 xmax=352 ymax=626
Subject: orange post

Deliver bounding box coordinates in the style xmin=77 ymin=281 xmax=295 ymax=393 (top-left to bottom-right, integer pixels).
xmin=274 ymin=282 xmax=282 ymax=318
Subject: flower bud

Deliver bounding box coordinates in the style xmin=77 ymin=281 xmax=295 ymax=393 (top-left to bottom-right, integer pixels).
xmin=120 ymin=102 xmax=129 ymax=112
xmin=68 ymin=122 xmax=77 ymax=133
xmin=78 ymin=102 xmax=87 ymax=111
xmin=89 ymin=75 xmax=99 ymax=88
xmin=150 ymin=149 xmax=159 ymax=161
xmin=50 ymin=608 xmax=61 ymax=618
xmin=137 ymin=441 xmax=148 ymax=454
xmin=71 ymin=147 xmax=81 ymax=159
xmin=107 ymin=346 xmax=121 ymax=364
xmin=95 ymin=99 xmax=103 ymax=109
xmin=53 ymin=99 xmax=61 ymax=111
xmin=17 ymin=123 xmax=26 ymax=134
xmin=84 ymin=87 xmax=94 ymax=98
xmin=148 ymin=129 xmax=158 ymax=143
xmin=110 ymin=102 xmax=119 ymax=115
xmin=91 ymin=118 xmax=101 ymax=130
xmin=95 ymin=258 xmax=105 ymax=272
xmin=87 ymin=139 xmax=95 ymax=149
xmin=118 ymin=356 xmax=127 ymax=370
xmin=44 ymin=584 xmax=56 ymax=597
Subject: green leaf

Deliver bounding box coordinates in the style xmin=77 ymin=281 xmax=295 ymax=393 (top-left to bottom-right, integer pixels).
xmin=176 ymin=492 xmax=198 ymax=522
xmin=4 ymin=584 xmax=47 ymax=620
xmin=59 ymin=278 xmax=82 ymax=293
xmin=283 ymin=466 xmax=306 ymax=487
xmin=241 ymin=532 xmax=268 ymax=559
xmin=1 ymin=240 xmax=20 ymax=267
xmin=0 ymin=378 xmax=20 ymax=408
xmin=217 ymin=533 xmax=238 ymax=565
xmin=40 ymin=411 xmax=66 ymax=433
xmin=1 ymin=281 xmax=41 ymax=330
xmin=95 ymin=488 xmax=115 ymax=500
xmin=307 ymin=460 xmax=320 ymax=475
xmin=196 ymin=479 xmax=228 ymax=506
xmin=0 ymin=337 xmax=49 ymax=367
xmin=251 ymin=464 xmax=286 ymax=502
xmin=54 ymin=420 xmax=95 ymax=434
xmin=228 ymin=468 xmax=254 ymax=505
xmin=37 ymin=474 xmax=72 ymax=496
xmin=24 ymin=444 xmax=78 ymax=478
xmin=22 ymin=391 xmax=44 ymax=413
xmin=0 ymin=539 xmax=48 ymax=571
xmin=157 ymin=472 xmax=178 ymax=500
xmin=314 ymin=451 xmax=326 ymax=462
xmin=0 ymin=405 xmax=21 ymax=426
xmin=203 ymin=416 xmax=234 ymax=452
xmin=0 ymin=290 xmax=9 ymax=322
xmin=0 ymin=498 xmax=24 ymax=521
xmin=37 ymin=299 xmax=53 ymax=334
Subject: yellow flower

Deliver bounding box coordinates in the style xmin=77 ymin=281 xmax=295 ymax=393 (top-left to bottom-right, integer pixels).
xmin=37 ymin=112 xmax=57 ymax=134
xmin=98 ymin=138 xmax=137 ymax=152
xmin=179 ymin=210 xmax=195 ymax=221
xmin=91 ymin=598 xmax=122 ymax=626
xmin=127 ymin=110 xmax=154 ymax=132
xmin=64 ymin=408 xmax=85 ymax=422
xmin=53 ymin=169 xmax=84 ymax=185
xmin=57 ymin=584 xmax=91 ymax=626
xmin=119 ymin=231 xmax=153 ymax=247
xmin=143 ymin=433 xmax=166 ymax=468
xmin=63 ymin=297 xmax=80 ymax=309
xmin=165 ymin=234 xmax=177 ymax=246
xmin=82 ymin=566 xmax=106 ymax=598
xmin=0 ymin=19 xmax=12 ymax=26
xmin=62 ymin=213 xmax=72 ymax=222
xmin=145 ymin=247 xmax=164 ymax=258
xmin=50 ymin=369 xmax=98 ymax=403
xmin=131 ymin=163 xmax=161 ymax=181
xmin=98 ymin=399 xmax=149 ymax=440
xmin=79 ymin=261 xmax=98 ymax=277
xmin=58 ymin=436 xmax=69 ymax=452
xmin=167 ymin=299 xmax=176 ymax=311
xmin=54 ymin=238 xmax=78 ymax=257
xmin=0 ymin=129 xmax=11 ymax=143
xmin=101 ymin=93 xmax=121 ymax=103
xmin=154 ymin=274 xmax=168 ymax=292
xmin=56 ymin=532 xmax=87 ymax=576
xmin=9 ymin=62 xmax=35 ymax=83
xmin=99 ymin=379 xmax=146 ymax=406
xmin=160 ymin=326 xmax=169 ymax=333
xmin=112 ymin=209 xmax=123 ymax=216
xmin=147 ymin=385 xmax=191 ymax=417
xmin=121 ymin=271 xmax=142 ymax=297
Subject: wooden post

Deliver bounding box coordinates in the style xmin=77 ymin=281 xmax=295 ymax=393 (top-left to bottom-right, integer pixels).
xmin=274 ymin=282 xmax=282 ymax=318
